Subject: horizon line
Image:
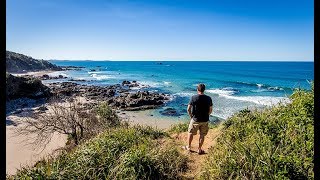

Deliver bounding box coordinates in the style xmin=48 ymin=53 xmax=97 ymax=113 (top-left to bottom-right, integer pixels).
xmin=48 ymin=59 xmax=314 ymax=62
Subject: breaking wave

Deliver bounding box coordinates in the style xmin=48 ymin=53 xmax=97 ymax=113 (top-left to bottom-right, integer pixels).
xmin=90 ymin=73 xmax=115 ymax=80
xmin=206 ymin=87 xmax=238 ymax=96
xmin=207 ymin=88 xmax=290 ymax=106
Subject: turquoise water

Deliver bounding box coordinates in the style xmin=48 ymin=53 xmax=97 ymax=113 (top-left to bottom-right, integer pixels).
xmin=48 ymin=61 xmax=314 ymax=119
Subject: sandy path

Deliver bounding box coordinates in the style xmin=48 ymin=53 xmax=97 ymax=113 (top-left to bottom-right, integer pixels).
xmin=170 ymin=125 xmax=223 ymax=179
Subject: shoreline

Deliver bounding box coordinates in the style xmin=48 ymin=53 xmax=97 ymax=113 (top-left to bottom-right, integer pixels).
xmin=118 ymin=109 xmax=187 ymax=129
xmin=10 ymin=70 xmax=58 ymax=77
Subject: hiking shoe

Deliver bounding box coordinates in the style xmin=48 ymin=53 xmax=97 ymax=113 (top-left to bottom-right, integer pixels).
xmin=182 ymin=145 xmax=191 ymax=152
xmin=198 ymin=149 xmax=205 ymax=155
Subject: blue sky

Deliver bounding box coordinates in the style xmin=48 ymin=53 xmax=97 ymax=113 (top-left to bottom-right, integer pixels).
xmin=6 ymin=0 xmax=314 ymax=61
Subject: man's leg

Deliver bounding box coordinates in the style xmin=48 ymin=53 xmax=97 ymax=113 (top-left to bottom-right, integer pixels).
xmin=198 ymin=122 xmax=209 ymax=153
xmin=186 ymin=120 xmax=198 ymax=150
xmin=188 ymin=133 xmax=194 ymax=148
xmin=198 ymin=134 xmax=205 ymax=151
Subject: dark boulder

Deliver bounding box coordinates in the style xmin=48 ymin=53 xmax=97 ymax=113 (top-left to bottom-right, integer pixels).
xmin=6 ymin=73 xmax=51 ymax=100
xmin=159 ymin=107 xmax=181 ymax=116
xmin=42 ymin=74 xmax=50 ymax=79
xmin=122 ymin=80 xmax=131 ymax=86
xmin=69 ymin=78 xmax=86 ymax=82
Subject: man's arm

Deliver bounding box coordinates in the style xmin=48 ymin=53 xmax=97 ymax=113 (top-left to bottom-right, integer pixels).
xmin=187 ymin=105 xmax=192 ymax=119
xmin=209 ymin=106 xmax=213 ymax=115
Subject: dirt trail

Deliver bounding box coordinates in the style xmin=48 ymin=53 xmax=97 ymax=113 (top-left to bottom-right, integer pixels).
xmin=170 ymin=125 xmax=223 ymax=179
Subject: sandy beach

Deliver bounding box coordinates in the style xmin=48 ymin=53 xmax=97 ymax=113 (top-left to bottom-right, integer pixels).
xmin=6 ymin=96 xmax=75 ymax=175
xmin=6 ymin=95 xmax=182 ymax=175
xmin=6 ymin=123 xmax=67 ymax=175
xmin=11 ymin=70 xmax=57 ymax=77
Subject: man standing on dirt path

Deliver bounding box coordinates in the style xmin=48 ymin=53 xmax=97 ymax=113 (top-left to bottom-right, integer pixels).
xmin=184 ymin=83 xmax=213 ymax=155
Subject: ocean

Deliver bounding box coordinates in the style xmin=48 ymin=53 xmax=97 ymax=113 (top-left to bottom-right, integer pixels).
xmin=47 ymin=61 xmax=314 ymax=120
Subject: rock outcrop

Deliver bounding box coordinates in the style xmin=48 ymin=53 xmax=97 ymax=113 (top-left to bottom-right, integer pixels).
xmin=6 ymin=73 xmax=51 ymax=100
xmin=6 ymin=51 xmax=62 ymax=73
xmin=47 ymin=81 xmax=170 ymax=111
xmin=159 ymin=107 xmax=181 ymax=116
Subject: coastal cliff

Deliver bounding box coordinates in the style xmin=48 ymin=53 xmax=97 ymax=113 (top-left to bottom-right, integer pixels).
xmin=6 ymin=51 xmax=62 ymax=73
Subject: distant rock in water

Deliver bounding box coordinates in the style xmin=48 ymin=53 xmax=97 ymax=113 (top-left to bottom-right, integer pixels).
xmin=6 ymin=51 xmax=62 ymax=73
xmin=6 ymin=73 xmax=51 ymax=100
xmin=159 ymin=107 xmax=181 ymax=116
xmin=60 ymin=65 xmax=84 ymax=71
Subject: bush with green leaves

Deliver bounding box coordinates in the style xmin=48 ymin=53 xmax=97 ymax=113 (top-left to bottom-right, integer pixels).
xmin=201 ymin=85 xmax=314 ymax=179
xmin=168 ymin=121 xmax=217 ymax=134
xmin=11 ymin=125 xmax=188 ymax=179
xmin=96 ymin=102 xmax=121 ymax=128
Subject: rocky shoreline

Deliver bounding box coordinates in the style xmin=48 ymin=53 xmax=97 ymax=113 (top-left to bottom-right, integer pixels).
xmin=47 ymin=80 xmax=171 ymax=111
xmin=6 ymin=71 xmax=173 ymax=115
xmin=6 ymin=71 xmax=226 ymax=124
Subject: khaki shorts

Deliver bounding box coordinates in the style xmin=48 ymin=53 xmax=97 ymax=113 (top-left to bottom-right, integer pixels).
xmin=188 ymin=119 xmax=209 ymax=136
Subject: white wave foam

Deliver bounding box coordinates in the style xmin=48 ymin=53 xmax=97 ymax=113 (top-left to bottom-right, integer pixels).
xmin=88 ymin=71 xmax=104 ymax=74
xmin=90 ymin=73 xmax=115 ymax=80
xmin=267 ymin=86 xmax=283 ymax=91
xmin=207 ymin=88 xmax=237 ymax=96
xmin=130 ymin=87 xmax=141 ymax=90
xmin=221 ymin=95 xmax=291 ymax=106
xmin=257 ymin=83 xmax=263 ymax=88
xmin=173 ymin=92 xmax=194 ymax=97
xmin=207 ymin=88 xmax=290 ymax=106
xmin=163 ymin=81 xmax=171 ymax=85
xmin=250 ymin=89 xmax=269 ymax=93
xmin=139 ymin=81 xmax=163 ymax=88
xmin=48 ymin=72 xmax=69 ymax=77
xmin=74 ymin=77 xmax=86 ymax=80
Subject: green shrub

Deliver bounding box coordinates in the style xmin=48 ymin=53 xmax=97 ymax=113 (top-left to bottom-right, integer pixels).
xmin=109 ymin=143 xmax=187 ymax=179
xmin=11 ymin=125 xmax=187 ymax=179
xmin=96 ymin=102 xmax=121 ymax=127
xmin=168 ymin=122 xmax=189 ymax=134
xmin=201 ymin=86 xmax=314 ymax=179
xmin=168 ymin=121 xmax=217 ymax=134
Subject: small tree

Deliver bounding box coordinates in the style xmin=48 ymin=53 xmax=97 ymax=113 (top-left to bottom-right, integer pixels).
xmin=16 ymin=98 xmax=121 ymax=149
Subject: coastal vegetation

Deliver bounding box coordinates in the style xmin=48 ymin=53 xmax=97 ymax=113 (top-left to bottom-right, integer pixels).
xmin=7 ymin=83 xmax=314 ymax=179
xmin=168 ymin=121 xmax=217 ymax=134
xmin=201 ymin=85 xmax=314 ymax=179
xmin=6 ymin=51 xmax=61 ymax=73
xmin=16 ymin=100 xmax=122 ymax=147
xmin=6 ymin=52 xmax=313 ymax=179
xmin=8 ymin=84 xmax=313 ymax=179
xmin=10 ymin=125 xmax=188 ymax=179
